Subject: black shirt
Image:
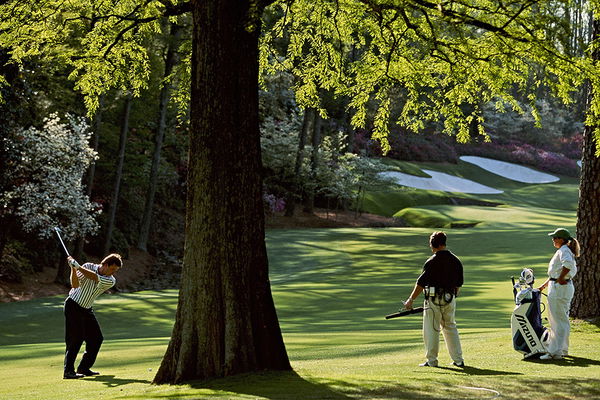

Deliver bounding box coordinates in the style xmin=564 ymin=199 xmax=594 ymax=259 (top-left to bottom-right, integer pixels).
xmin=416 ymin=249 xmax=464 ymax=290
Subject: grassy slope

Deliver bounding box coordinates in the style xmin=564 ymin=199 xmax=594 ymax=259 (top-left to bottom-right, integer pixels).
xmin=363 ymin=158 xmax=579 ymax=218
xmin=1 ymin=160 xmax=597 ymax=400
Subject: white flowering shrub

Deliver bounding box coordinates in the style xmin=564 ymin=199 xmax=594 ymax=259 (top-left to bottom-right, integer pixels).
xmin=311 ymin=132 xmax=394 ymax=208
xmin=1 ymin=113 xmax=100 ymax=240
xmin=260 ymin=112 xmax=393 ymax=209
xmin=260 ymin=113 xmax=303 ymax=180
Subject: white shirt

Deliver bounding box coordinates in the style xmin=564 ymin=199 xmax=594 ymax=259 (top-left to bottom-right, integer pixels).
xmin=548 ymin=245 xmax=577 ymax=280
xmin=68 ymin=263 xmax=116 ymax=308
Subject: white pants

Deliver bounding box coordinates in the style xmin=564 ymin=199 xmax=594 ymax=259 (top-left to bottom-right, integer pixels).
xmin=423 ymin=297 xmax=463 ymax=365
xmin=546 ymin=281 xmax=574 ymax=356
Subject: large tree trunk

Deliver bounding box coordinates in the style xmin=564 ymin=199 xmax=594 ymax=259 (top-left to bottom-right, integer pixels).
xmin=153 ymin=0 xmax=290 ymax=384
xmin=103 ymin=94 xmax=132 ymax=255
xmin=137 ymin=22 xmax=183 ymax=251
xmin=572 ymin=17 xmax=600 ymax=319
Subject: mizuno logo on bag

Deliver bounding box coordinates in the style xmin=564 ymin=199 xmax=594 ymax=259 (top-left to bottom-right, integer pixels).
xmin=515 ymin=314 xmax=538 ymax=348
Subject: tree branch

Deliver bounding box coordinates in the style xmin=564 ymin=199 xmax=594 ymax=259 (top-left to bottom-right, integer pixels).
xmin=360 ymin=0 xmax=532 ymax=43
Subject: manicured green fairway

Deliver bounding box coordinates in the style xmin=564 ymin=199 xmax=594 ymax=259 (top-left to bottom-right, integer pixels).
xmin=2 ymin=161 xmax=598 ymax=400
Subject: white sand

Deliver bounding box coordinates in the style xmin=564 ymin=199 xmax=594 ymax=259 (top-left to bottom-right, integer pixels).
xmin=380 ymin=156 xmax=563 ymax=194
xmin=460 ymin=156 xmax=559 ymax=184
xmin=380 ymin=170 xmax=503 ymax=194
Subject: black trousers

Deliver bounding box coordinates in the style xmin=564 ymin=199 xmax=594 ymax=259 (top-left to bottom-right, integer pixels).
xmin=63 ymin=298 xmax=104 ymax=373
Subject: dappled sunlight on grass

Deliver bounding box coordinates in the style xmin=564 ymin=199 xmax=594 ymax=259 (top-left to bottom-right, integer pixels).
xmin=268 ymin=214 xmax=574 ymax=334
xmin=1 ymin=175 xmax=596 ymax=400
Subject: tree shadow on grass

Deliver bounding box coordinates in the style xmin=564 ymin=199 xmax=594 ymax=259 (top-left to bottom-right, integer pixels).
xmin=187 ymin=370 xmax=352 ymax=399
xmin=185 ymin=370 xmax=475 ymax=400
xmin=88 ymin=374 xmax=151 ymax=387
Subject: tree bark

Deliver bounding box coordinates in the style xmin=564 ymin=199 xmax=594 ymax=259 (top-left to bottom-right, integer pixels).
xmin=75 ymin=94 xmax=104 ymax=260
xmin=137 ymin=22 xmax=183 ymax=251
xmin=103 ymin=94 xmax=132 ymax=255
xmin=572 ymin=17 xmax=600 ymax=319
xmin=0 ymin=215 xmax=13 ymax=261
xmin=304 ymin=111 xmax=322 ymax=213
xmin=54 ymin=252 xmax=70 ymax=285
xmin=153 ymin=0 xmax=290 ymax=384
xmin=284 ymin=107 xmax=313 ymax=217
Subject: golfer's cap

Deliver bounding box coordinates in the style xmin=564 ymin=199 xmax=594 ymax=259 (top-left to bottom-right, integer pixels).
xmin=548 ymin=228 xmax=571 ymax=240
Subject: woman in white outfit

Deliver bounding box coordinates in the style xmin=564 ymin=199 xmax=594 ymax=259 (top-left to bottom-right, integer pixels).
xmin=537 ymin=228 xmax=580 ymax=360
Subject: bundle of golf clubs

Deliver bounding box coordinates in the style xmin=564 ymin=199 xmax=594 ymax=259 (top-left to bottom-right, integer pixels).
xmin=385 ymin=306 xmax=425 ymax=319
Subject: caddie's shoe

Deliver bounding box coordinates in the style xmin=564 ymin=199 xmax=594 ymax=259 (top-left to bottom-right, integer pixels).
xmin=540 ymin=353 xmax=562 ymax=360
xmin=419 ymin=361 xmax=438 ymax=367
xmin=451 ymin=361 xmax=465 ymax=368
xmin=63 ymin=371 xmax=84 ymax=379
xmin=77 ymin=369 xmax=100 ymax=376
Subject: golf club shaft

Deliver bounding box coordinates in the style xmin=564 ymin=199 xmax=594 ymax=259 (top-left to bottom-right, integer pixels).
xmin=54 ymin=227 xmax=70 ymax=257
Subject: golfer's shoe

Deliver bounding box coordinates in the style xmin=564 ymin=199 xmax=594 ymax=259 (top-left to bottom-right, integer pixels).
xmin=63 ymin=371 xmax=84 ymax=379
xmin=451 ymin=361 xmax=465 ymax=368
xmin=77 ymin=369 xmax=100 ymax=376
xmin=418 ymin=361 xmax=438 ymax=367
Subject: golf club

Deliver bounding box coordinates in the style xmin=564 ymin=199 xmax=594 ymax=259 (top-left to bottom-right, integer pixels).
xmin=54 ymin=227 xmax=70 ymax=257
xmin=385 ymin=307 xmax=424 ymax=319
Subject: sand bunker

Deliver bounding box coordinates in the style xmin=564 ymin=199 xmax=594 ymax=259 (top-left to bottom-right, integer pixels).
xmin=380 ymin=170 xmax=503 ymax=194
xmin=460 ymin=156 xmax=559 ymax=184
xmin=380 ymin=156 xmax=562 ymax=194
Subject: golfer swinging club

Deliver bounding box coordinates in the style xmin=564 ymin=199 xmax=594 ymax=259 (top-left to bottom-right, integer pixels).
xmin=63 ymin=253 xmax=122 ymax=379
xmin=403 ymin=231 xmax=465 ymax=368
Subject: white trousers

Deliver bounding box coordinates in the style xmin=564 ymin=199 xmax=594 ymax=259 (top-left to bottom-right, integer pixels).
xmin=423 ymin=297 xmax=463 ymax=364
xmin=546 ymin=281 xmax=574 ymax=356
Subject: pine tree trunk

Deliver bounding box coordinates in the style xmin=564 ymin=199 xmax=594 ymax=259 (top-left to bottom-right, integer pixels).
xmin=75 ymin=94 xmax=104 ymax=260
xmin=153 ymin=0 xmax=290 ymax=384
xmin=572 ymin=17 xmax=600 ymax=319
xmin=304 ymin=111 xmax=322 ymax=213
xmin=103 ymin=94 xmax=132 ymax=255
xmin=284 ymin=107 xmax=313 ymax=217
xmin=0 ymin=215 xmax=13 ymax=262
xmin=137 ymin=22 xmax=183 ymax=251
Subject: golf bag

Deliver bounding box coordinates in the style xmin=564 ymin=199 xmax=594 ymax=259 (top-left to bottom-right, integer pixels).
xmin=511 ymin=268 xmax=548 ymax=359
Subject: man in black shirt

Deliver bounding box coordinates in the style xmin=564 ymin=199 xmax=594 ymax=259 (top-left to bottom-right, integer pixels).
xmin=403 ymin=231 xmax=465 ymax=367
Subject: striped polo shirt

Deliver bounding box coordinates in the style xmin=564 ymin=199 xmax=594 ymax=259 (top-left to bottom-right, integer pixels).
xmin=68 ymin=263 xmax=116 ymax=309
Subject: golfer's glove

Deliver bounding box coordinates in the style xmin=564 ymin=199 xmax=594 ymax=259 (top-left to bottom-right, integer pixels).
xmin=67 ymin=258 xmax=81 ymax=270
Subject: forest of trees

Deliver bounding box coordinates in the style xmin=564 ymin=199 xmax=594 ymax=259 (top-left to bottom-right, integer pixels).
xmin=0 ymin=0 xmax=599 ymax=384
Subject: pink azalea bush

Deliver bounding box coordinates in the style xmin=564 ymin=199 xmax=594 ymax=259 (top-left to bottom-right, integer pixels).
xmin=458 ymin=140 xmax=580 ymax=177
xmin=263 ymin=193 xmax=286 ymax=215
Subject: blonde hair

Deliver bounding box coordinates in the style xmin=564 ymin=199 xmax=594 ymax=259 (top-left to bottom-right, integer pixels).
xmin=567 ymin=238 xmax=581 ymax=258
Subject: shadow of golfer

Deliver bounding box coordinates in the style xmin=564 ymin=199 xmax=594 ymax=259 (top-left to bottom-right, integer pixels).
xmin=88 ymin=375 xmax=151 ymax=387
